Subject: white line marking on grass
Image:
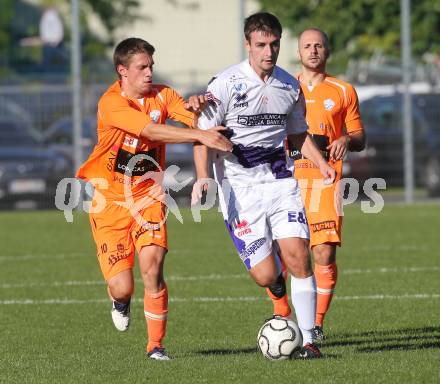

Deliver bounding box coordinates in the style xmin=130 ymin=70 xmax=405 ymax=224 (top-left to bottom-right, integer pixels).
xmin=0 ymin=293 xmax=439 ymax=305
xmin=0 ymin=298 xmax=109 ymax=305
xmin=342 ymin=266 xmax=440 ymax=274
xmin=335 ymin=293 xmax=440 ymax=300
xmin=0 ymin=253 xmax=85 ymax=262
xmin=0 ymin=243 xmax=431 ymax=262
xmin=0 ymin=280 xmax=106 ymax=289
xmin=1 ymin=267 xmax=439 ymax=290
xmin=0 ymin=249 xmax=193 ymax=262
xmin=358 ymin=244 xmax=428 ymax=252
xmin=0 ymin=275 xmax=248 ymax=289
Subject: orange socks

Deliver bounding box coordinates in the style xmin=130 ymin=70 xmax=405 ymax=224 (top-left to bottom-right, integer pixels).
xmin=266 ymin=287 xmax=292 ymax=317
xmin=265 ymin=270 xmax=291 ymax=318
xmin=314 ymin=262 xmax=338 ymax=327
xmin=264 ymin=254 xmax=291 ymax=318
xmin=144 ymin=285 xmax=168 ymax=352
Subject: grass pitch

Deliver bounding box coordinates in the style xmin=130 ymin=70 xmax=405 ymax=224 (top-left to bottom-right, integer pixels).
xmin=0 ymin=203 xmax=439 ymax=383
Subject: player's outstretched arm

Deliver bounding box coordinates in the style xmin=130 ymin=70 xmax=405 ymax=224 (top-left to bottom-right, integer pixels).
xmin=140 ymin=123 xmax=232 ymax=152
xmin=289 ymin=132 xmax=336 ymax=184
xmin=192 ymin=143 xmax=210 ymax=205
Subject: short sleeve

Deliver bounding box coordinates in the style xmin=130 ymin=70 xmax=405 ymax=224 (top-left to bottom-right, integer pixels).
xmin=98 ymin=94 xmax=151 ymax=138
xmin=286 ymin=90 xmax=308 ymax=135
xmin=345 ymin=85 xmax=364 ymax=133
xmin=162 ymin=87 xmax=196 ymax=128
xmin=197 ymin=76 xmax=228 ymax=131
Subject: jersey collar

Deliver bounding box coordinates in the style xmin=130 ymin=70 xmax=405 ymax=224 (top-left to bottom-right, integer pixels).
xmin=242 ymin=60 xmax=277 ymax=85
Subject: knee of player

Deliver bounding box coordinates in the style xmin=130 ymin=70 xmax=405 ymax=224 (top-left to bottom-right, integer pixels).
xmin=140 ymin=263 xmax=163 ymax=280
xmin=108 ymin=282 xmax=134 ymax=302
xmin=283 ymin=247 xmax=310 ymax=265
xmin=253 ymin=273 xmax=279 ymax=288
xmin=312 ymin=244 xmax=336 ymax=264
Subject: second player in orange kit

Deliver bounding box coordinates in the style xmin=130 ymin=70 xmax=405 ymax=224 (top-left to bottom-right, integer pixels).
xmin=291 ymin=28 xmax=366 ymax=341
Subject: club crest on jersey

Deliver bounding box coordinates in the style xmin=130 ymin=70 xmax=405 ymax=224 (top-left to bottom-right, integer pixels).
xmin=324 ymin=98 xmax=335 ymax=111
xmin=150 ymin=110 xmax=161 ymax=122
xmin=233 ymin=82 xmax=248 ymax=92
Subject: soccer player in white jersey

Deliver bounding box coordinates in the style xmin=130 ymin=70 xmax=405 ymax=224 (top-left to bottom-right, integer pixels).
xmin=191 ymin=12 xmax=335 ymax=359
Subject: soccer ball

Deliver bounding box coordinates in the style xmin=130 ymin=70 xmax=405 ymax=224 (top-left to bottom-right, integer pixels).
xmin=257 ymin=317 xmax=303 ymax=360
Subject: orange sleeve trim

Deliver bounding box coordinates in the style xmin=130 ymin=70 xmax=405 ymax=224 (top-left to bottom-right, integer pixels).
xmin=345 ymin=122 xmax=364 ymax=133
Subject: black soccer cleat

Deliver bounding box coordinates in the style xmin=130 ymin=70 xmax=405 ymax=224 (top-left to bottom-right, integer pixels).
xmin=292 ymin=343 xmax=323 ymax=359
xmin=313 ymin=325 xmax=326 ymax=342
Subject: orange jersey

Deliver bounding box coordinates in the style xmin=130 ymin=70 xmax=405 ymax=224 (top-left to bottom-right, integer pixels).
xmin=300 ymin=74 xmax=363 ymax=142
xmin=76 ymin=81 xmax=195 ymax=200
xmin=294 ymin=75 xmax=363 ymax=246
xmin=294 ymin=75 xmax=364 ymax=179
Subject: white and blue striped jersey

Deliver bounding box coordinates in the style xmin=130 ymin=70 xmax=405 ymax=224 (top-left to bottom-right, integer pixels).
xmin=198 ymin=60 xmax=308 ymax=187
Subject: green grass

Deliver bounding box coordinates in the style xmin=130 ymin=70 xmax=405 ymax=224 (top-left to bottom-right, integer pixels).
xmin=0 ymin=204 xmax=439 ymax=383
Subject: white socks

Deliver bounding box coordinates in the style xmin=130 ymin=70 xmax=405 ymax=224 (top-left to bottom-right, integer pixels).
xmin=291 ymin=275 xmax=317 ymax=345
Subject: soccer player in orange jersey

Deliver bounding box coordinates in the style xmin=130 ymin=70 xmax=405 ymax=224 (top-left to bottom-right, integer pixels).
xmin=76 ymin=38 xmax=231 ymax=360
xmin=292 ymin=28 xmax=366 ymax=340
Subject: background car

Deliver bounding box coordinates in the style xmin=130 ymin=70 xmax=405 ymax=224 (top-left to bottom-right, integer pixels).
xmin=0 ymin=118 xmax=70 ymax=208
xmin=40 ymin=115 xmax=97 ymax=172
xmin=414 ymin=93 xmax=440 ymax=196
xmin=165 ymin=142 xmax=195 ymax=201
xmin=357 ymin=92 xmax=440 ymax=196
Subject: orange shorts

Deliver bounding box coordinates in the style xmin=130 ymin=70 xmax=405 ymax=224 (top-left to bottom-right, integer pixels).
xmin=89 ymin=199 xmax=168 ymax=281
xmin=295 ymin=159 xmax=343 ymax=247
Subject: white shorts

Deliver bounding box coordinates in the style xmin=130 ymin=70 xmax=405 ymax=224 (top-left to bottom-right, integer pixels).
xmin=218 ymin=178 xmax=309 ymax=270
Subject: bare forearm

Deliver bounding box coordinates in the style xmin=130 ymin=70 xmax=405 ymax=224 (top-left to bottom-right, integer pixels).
xmin=140 ymin=123 xmax=201 ymax=144
xmin=347 ymin=130 xmax=366 ymax=152
xmin=193 ymin=143 xmax=210 ymax=179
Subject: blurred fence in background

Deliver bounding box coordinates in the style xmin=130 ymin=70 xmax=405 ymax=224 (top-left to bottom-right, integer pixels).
xmin=0 ymin=84 xmax=104 ymax=209
xmin=0 ymin=79 xmax=439 ymax=210
xmin=0 ymin=84 xmax=106 ymax=136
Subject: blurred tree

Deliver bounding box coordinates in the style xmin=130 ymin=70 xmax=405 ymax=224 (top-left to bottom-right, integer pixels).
xmin=257 ymin=0 xmax=440 ymax=73
xmin=70 ymin=0 xmax=143 ymax=81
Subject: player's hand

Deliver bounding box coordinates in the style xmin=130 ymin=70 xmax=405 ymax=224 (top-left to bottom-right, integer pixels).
xmin=320 ymin=162 xmax=336 ymax=185
xmin=327 ymin=135 xmax=350 ymax=162
xmin=185 ymin=94 xmax=208 ymax=114
xmin=197 ymin=127 xmax=233 ymax=152
xmin=191 ymin=178 xmax=210 ymax=206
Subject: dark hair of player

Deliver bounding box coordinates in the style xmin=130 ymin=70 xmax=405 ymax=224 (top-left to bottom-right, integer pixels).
xmin=113 ymin=38 xmax=155 ymax=79
xmin=244 ymin=12 xmax=282 ymax=41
